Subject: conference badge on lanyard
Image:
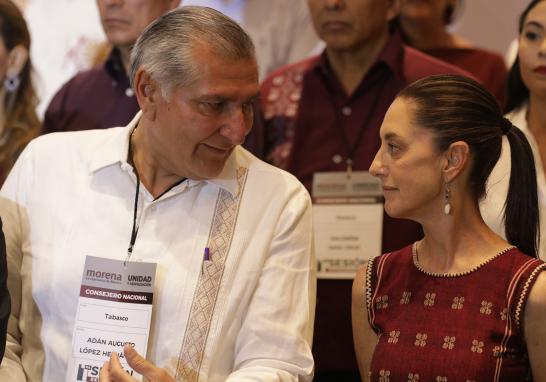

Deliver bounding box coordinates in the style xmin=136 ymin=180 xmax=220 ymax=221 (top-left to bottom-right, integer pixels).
xmin=312 ymin=171 xmax=384 ymax=279
xmin=66 ymin=256 xmax=157 ymax=382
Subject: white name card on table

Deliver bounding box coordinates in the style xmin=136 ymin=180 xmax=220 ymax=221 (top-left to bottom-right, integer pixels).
xmin=66 ymin=256 xmax=157 ymax=382
xmin=312 ymin=171 xmax=384 ymax=279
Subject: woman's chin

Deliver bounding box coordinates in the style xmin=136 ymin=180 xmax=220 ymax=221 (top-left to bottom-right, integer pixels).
xmin=384 ymin=202 xmax=415 ymax=221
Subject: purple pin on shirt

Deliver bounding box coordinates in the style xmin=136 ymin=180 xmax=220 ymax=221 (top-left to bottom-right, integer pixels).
xmin=204 ymin=247 xmax=210 ymax=261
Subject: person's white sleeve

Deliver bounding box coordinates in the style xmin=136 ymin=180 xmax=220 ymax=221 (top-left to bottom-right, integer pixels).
xmin=225 ymin=186 xmax=315 ymax=382
xmin=480 ymin=137 xmax=511 ymax=239
xmin=0 ymin=143 xmax=34 ymax=380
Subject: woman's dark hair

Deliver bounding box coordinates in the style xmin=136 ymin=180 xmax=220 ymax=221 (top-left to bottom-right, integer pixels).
xmin=505 ymin=0 xmax=542 ymax=113
xmin=0 ymin=0 xmax=39 ymax=184
xmin=399 ymin=74 xmax=540 ymax=258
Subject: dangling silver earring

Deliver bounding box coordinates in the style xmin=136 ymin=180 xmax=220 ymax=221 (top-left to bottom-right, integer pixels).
xmin=4 ymin=75 xmax=20 ymax=93
xmin=444 ymin=183 xmax=452 ymax=215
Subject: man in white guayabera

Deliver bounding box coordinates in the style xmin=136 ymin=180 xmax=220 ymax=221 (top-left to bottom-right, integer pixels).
xmin=0 ymin=6 xmax=315 ymax=382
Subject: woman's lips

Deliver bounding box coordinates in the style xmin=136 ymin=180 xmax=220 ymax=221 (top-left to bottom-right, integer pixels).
xmin=533 ymin=66 xmax=546 ymax=74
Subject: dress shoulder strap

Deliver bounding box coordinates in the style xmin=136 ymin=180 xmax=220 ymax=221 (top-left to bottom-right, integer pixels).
xmin=365 ymin=252 xmax=395 ymax=332
xmin=510 ymin=257 xmax=546 ymax=331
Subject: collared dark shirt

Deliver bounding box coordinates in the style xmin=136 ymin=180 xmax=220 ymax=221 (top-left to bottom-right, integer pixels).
xmin=42 ymin=49 xmax=140 ymax=134
xmin=261 ymin=33 xmax=471 ymax=378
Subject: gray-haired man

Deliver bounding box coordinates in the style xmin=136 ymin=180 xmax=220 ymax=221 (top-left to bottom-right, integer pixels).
xmin=0 ymin=7 xmax=315 ymax=382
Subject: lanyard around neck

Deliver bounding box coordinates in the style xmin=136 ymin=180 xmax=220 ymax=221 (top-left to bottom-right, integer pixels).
xmin=124 ymin=127 xmax=187 ymax=265
xmin=323 ymin=69 xmax=388 ymax=177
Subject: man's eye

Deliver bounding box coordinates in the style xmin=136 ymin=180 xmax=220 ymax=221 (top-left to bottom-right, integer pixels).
xmin=200 ymin=102 xmax=224 ymax=114
xmin=242 ymin=102 xmax=253 ymax=115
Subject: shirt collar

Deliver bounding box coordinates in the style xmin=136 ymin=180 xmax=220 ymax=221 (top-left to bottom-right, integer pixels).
xmin=196 ymin=148 xmax=240 ymax=197
xmin=88 ymin=111 xmax=240 ymax=197
xmin=104 ymin=48 xmax=128 ymax=81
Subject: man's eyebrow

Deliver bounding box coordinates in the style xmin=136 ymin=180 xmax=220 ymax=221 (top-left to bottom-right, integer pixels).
xmin=193 ymin=94 xmax=228 ymax=102
xmin=193 ymin=92 xmax=261 ymax=103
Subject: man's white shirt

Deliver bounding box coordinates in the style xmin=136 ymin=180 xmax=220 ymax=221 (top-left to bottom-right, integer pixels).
xmin=0 ymin=113 xmax=315 ymax=381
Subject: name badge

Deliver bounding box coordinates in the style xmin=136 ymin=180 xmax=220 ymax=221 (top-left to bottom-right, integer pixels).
xmin=66 ymin=256 xmax=157 ymax=382
xmin=312 ymin=171 xmax=383 ymax=279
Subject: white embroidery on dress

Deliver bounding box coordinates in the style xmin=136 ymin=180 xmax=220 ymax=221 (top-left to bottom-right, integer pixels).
xmin=442 ymin=336 xmax=456 ymax=350
xmin=451 ymin=297 xmax=464 ymax=309
xmin=400 ymin=291 xmax=411 ymax=304
xmin=388 ymin=331 xmax=400 ymax=344
xmin=424 ymin=292 xmax=436 ymax=306
xmin=414 ymin=333 xmax=427 ymax=347
xmin=480 ymin=301 xmax=492 ymax=315
xmin=471 ymin=339 xmax=484 ymax=353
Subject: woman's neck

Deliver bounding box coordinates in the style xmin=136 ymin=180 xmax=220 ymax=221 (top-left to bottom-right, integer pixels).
xmin=527 ymin=95 xmax=546 ymax=137
xmin=416 ymin=194 xmax=507 ymax=275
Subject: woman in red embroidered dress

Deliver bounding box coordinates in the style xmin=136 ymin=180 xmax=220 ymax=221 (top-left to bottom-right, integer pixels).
xmin=352 ymin=74 xmax=546 ymax=381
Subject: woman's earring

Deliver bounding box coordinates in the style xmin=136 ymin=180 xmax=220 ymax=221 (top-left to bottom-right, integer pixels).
xmin=4 ymin=74 xmax=20 ymax=93
xmin=444 ymin=183 xmax=452 ymax=215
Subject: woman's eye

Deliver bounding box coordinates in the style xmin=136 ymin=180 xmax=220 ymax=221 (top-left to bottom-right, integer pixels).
xmin=524 ymin=30 xmax=541 ymax=42
xmin=387 ymin=142 xmax=400 ymax=154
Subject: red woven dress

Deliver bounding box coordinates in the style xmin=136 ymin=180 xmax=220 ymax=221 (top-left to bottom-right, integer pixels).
xmin=366 ymin=243 xmax=546 ymax=381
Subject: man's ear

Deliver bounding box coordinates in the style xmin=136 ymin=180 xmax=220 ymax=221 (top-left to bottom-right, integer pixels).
xmin=386 ymin=0 xmax=401 ymax=22
xmin=134 ymin=68 xmax=160 ymax=120
xmin=6 ymin=45 xmax=28 ymax=79
xmin=442 ymin=141 xmax=470 ymax=183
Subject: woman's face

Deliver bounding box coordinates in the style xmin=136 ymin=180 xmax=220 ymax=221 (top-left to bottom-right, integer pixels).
xmin=400 ymin=0 xmax=451 ymax=25
xmin=369 ymin=97 xmax=446 ymax=221
xmin=519 ymin=1 xmax=546 ymax=98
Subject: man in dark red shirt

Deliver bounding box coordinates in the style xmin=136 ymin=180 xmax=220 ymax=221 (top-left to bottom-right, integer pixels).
xmin=260 ymin=0 xmax=470 ymax=379
xmin=42 ymin=0 xmax=180 ymax=134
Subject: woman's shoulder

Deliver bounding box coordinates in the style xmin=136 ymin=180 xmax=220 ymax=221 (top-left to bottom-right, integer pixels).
xmin=354 ymin=244 xmax=414 ymax=287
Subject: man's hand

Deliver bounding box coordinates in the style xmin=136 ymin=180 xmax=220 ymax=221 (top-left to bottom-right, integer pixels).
xmin=99 ymin=344 xmax=176 ymax=382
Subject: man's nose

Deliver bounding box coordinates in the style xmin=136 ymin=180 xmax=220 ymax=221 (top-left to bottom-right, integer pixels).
xmin=324 ymin=0 xmax=344 ymax=11
xmin=221 ymin=106 xmax=252 ymax=145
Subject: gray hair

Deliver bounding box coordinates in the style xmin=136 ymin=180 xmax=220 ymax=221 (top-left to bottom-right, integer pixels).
xmin=129 ymin=6 xmax=256 ymax=98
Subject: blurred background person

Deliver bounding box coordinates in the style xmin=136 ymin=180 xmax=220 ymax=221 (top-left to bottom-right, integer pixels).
xmin=482 ymin=0 xmax=546 ymax=259
xmin=354 ymin=74 xmax=544 ymax=381
xmin=41 ymin=0 xmax=179 ymax=135
xmin=183 ymin=0 xmax=322 ymax=80
xmin=399 ymin=0 xmax=507 ymax=106
xmin=0 ymin=0 xmax=38 ymax=186
xmin=17 ymin=0 xmax=106 ymax=117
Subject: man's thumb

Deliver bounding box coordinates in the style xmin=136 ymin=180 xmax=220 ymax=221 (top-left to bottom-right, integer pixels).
xmin=123 ymin=345 xmax=155 ymax=376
